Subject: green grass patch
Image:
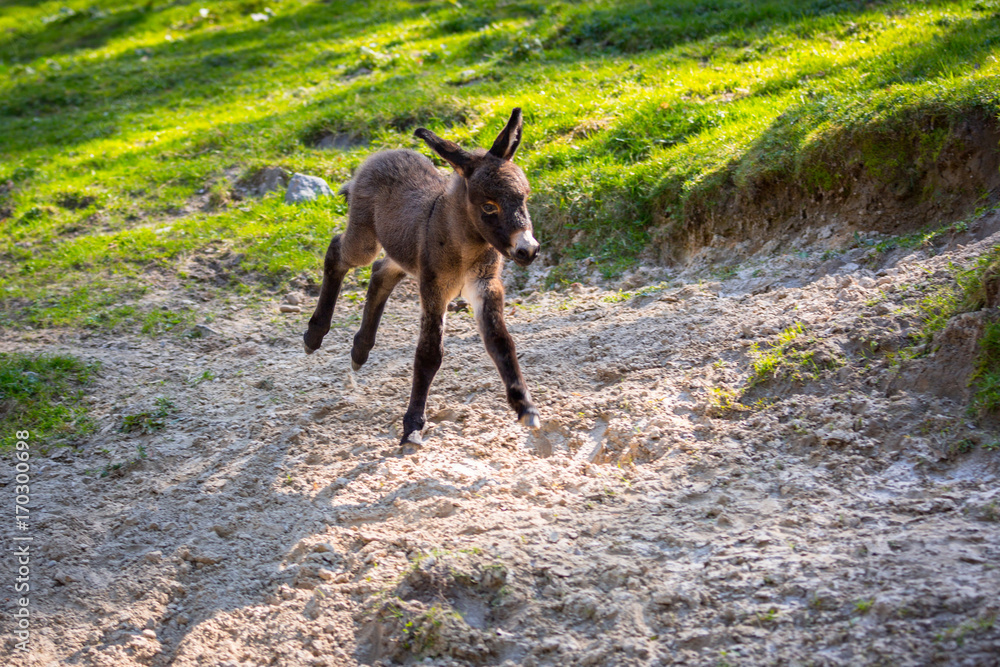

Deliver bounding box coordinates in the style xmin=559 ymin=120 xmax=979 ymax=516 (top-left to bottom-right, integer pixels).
xmin=1 ymin=0 xmax=999 ymax=322
xmin=600 ymin=281 xmax=672 ymax=303
xmin=899 ymin=243 xmax=1000 ymax=416
xmin=911 ymin=244 xmax=1000 ymax=347
xmin=748 ymin=322 xmax=843 ymax=386
xmin=0 ymin=352 xmax=97 ymax=451
xmin=972 ymin=319 xmax=1000 ymax=416
xmin=120 ymin=396 xmax=175 ymax=434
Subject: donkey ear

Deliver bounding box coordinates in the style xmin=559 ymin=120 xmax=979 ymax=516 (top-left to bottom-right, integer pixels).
xmin=414 ymin=128 xmax=475 ymax=177
xmin=488 ymin=107 xmax=523 ymax=161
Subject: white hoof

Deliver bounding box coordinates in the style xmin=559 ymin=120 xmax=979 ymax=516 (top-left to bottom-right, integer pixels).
xmin=304 ymin=342 xmax=316 ymax=355
xmin=406 ymin=431 xmax=423 ymax=445
xmin=519 ymin=413 xmax=541 ymax=429
xmin=351 ymin=360 xmax=362 ymax=372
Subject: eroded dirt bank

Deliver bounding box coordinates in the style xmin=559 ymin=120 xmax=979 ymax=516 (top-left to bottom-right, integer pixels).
xmin=4 ymin=214 xmax=1000 ymax=667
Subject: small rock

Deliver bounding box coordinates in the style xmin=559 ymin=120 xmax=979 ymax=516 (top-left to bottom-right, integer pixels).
xmin=54 ymin=570 xmax=77 ymax=585
xmin=279 ymin=304 xmax=301 ymax=313
xmin=429 ymin=408 xmax=460 ymax=422
xmin=212 ymin=524 xmax=233 ymax=538
xmin=652 ymin=589 xmax=675 ymax=605
xmin=430 ymin=499 xmax=457 ymax=518
xmin=284 ymin=293 xmax=301 ymax=305
xmin=190 ymin=324 xmax=221 ymax=338
xmin=144 ymin=551 xmax=163 ymax=564
xmin=254 ymin=166 xmax=289 ymax=196
xmin=141 ymin=629 xmax=157 ymax=640
xmin=540 ymin=637 xmax=562 ymax=652
xmin=285 ymin=173 xmax=334 ymax=203
xmin=178 ymin=546 xmax=223 ymax=565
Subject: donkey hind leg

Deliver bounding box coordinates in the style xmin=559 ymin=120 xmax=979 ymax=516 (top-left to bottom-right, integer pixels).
xmin=303 ymin=234 xmax=350 ymax=354
xmin=465 ymin=278 xmax=540 ymax=428
xmin=303 ymin=215 xmax=381 ymax=355
xmin=351 ymin=258 xmax=406 ymax=371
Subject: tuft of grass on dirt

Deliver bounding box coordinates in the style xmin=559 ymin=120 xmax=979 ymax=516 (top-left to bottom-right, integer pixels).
xmin=898 ymin=242 xmax=1000 ymax=416
xmin=971 ymin=320 xmax=1000 ymax=415
xmin=120 ymin=396 xmax=175 ymax=434
xmin=0 ymin=352 xmax=97 ymax=451
xmin=2 ymin=0 xmax=999 ymax=328
xmin=912 ymin=244 xmax=1000 ymax=337
xmin=748 ymin=322 xmax=843 ymax=386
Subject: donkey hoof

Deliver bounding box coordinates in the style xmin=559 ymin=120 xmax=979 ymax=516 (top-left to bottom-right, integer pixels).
xmin=303 ymin=341 xmax=317 ymax=355
xmin=519 ymin=412 xmax=541 ymax=429
xmin=351 ymin=359 xmax=362 ymax=372
xmin=404 ymin=430 xmax=423 ymax=445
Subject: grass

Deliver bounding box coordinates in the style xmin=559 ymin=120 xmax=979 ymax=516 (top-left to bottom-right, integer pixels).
xmin=120 ymin=395 xmax=175 ymax=434
xmin=0 ymin=352 xmax=97 ymax=450
xmin=705 ymin=322 xmax=840 ymax=414
xmin=854 ymin=598 xmax=874 ymax=614
xmin=600 ymin=281 xmax=672 ymax=303
xmin=934 ymin=613 xmax=996 ymax=647
xmin=895 ymin=242 xmax=1000 ymax=416
xmin=2 ymin=1 xmax=1000 ymax=329
xmin=971 ymin=319 xmax=1000 ymax=415
xmin=750 ymin=322 xmax=804 ymax=384
xmin=907 ymin=245 xmax=1000 ymax=347
xmin=859 ymin=207 xmax=1000 ymax=267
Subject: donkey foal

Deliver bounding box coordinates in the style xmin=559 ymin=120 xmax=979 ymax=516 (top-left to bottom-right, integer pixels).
xmin=303 ymin=108 xmax=541 ymax=445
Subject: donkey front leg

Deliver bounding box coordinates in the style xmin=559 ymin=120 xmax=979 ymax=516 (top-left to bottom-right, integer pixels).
xmin=400 ymin=285 xmax=449 ymax=445
xmin=465 ymin=278 xmax=540 ymax=429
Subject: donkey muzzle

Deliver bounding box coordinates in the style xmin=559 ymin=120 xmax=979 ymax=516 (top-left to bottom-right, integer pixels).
xmin=510 ymin=229 xmax=540 ymax=267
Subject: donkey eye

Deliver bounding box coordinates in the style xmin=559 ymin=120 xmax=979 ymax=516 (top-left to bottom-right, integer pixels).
xmin=481 ymin=202 xmax=499 ymax=215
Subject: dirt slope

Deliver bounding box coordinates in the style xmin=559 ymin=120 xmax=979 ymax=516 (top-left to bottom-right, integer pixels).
xmin=4 ymin=214 xmax=1000 ymax=667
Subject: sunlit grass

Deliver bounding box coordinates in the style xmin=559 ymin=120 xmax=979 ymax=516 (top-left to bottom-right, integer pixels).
xmin=1 ymin=0 xmax=998 ymax=329
xmin=0 ymin=352 xmax=97 ymax=450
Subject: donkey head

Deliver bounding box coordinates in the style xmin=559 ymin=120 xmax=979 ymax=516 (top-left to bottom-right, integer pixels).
xmin=415 ymin=108 xmax=540 ymax=267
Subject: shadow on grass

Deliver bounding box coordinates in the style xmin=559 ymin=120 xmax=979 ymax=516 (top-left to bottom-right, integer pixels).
xmin=0 ymin=0 xmax=902 ymax=154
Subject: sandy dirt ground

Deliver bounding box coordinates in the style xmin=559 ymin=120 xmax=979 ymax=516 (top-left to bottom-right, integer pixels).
xmin=3 ymin=212 xmax=1000 ymax=667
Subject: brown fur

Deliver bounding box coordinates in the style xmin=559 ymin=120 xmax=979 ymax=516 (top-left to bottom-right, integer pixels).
xmin=303 ymin=108 xmax=541 ymax=446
